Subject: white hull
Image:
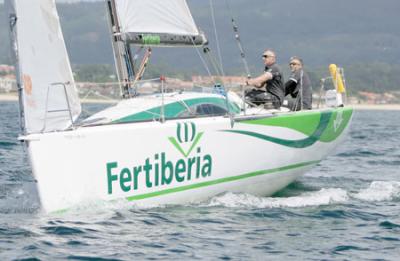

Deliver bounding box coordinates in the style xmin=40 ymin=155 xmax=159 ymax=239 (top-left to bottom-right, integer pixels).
xmin=23 ymin=107 xmax=352 ymax=212
xmin=8 ymin=0 xmax=353 ymax=213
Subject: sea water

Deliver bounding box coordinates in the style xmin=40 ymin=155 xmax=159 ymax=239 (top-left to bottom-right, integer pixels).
xmin=0 ymin=101 xmax=399 ymax=260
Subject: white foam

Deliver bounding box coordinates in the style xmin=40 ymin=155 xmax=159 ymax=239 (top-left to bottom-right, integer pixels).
xmin=353 ymin=181 xmax=400 ymax=202
xmin=47 ymin=198 xmax=162 ymax=217
xmin=46 ymin=180 xmax=400 ymax=215
xmin=206 ymin=188 xmax=349 ymax=208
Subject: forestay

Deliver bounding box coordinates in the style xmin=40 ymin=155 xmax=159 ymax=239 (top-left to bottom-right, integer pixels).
xmin=113 ymin=0 xmax=207 ymax=46
xmin=7 ymin=0 xmax=81 ymax=134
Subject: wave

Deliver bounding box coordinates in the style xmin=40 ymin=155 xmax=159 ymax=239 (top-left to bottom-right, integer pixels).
xmin=0 ymin=140 xmax=18 ymax=148
xmin=203 ymin=180 xmax=400 ymax=209
xmin=336 ymin=149 xmax=385 ymax=157
xmin=353 ymin=181 xmax=400 ymax=202
xmin=48 ymin=197 xmax=166 ymax=218
xmin=3 ymin=180 xmax=400 ymax=214
xmin=205 ymin=188 xmax=349 ymax=208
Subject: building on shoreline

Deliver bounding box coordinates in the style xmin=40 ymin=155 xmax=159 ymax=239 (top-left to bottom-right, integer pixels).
xmin=0 ymin=65 xmax=17 ymax=93
xmin=358 ymin=91 xmax=400 ymax=104
xmin=0 ymin=64 xmax=15 ymax=74
xmin=0 ymin=76 xmax=16 ymax=93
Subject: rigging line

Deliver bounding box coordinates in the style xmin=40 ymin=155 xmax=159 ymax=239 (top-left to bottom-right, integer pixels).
xmin=224 ymin=0 xmax=251 ymax=78
xmin=294 ymin=70 xmax=305 ymax=111
xmin=292 ymin=70 xmax=303 ymax=111
xmin=132 ymin=47 xmax=152 ymax=94
xmin=300 ymin=70 xmax=304 ymax=110
xmin=203 ymin=47 xmax=223 ymax=77
xmin=209 ymin=0 xmax=225 ymax=76
xmin=134 ymin=48 xmax=151 ymax=82
xmin=189 ymin=38 xmax=213 ymax=79
xmin=79 ymin=77 xmax=161 ymax=86
xmin=190 ymin=39 xmax=233 ymax=127
xmin=81 ymin=89 xmax=117 ymax=102
xmin=124 ymin=43 xmax=134 ymax=80
xmin=132 ymin=46 xmax=144 ymax=69
xmin=8 ymin=11 xmax=26 ymax=134
xmin=116 ymin=39 xmax=131 ymax=96
xmin=339 ymin=67 xmax=348 ymax=103
xmin=202 ymin=48 xmax=231 ymax=113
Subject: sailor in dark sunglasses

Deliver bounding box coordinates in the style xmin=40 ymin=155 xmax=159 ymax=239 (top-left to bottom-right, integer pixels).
xmin=244 ymin=49 xmax=284 ymax=109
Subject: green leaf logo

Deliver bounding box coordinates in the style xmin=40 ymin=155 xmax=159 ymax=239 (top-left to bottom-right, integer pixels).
xmin=169 ymin=122 xmax=203 ymax=157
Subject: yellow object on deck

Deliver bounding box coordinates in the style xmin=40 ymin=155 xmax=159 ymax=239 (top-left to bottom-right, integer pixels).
xmin=329 ymin=64 xmax=346 ymax=93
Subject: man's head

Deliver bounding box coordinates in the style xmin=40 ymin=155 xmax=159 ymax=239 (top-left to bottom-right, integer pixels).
xmin=289 ymin=56 xmax=303 ymax=72
xmin=262 ymin=49 xmax=276 ymax=66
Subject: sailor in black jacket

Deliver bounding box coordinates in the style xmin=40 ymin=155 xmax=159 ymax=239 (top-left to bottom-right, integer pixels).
xmin=285 ymin=56 xmax=312 ymax=110
xmin=245 ymin=49 xmax=285 ymax=109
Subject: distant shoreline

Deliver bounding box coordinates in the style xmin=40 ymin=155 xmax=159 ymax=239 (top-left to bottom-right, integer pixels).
xmin=0 ymin=93 xmax=18 ymax=102
xmin=1 ymin=93 xmax=399 ymax=110
xmin=348 ymin=104 xmax=400 ymax=111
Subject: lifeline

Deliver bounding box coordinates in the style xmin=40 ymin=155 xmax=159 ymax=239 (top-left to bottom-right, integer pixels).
xmin=107 ymin=148 xmax=212 ymax=194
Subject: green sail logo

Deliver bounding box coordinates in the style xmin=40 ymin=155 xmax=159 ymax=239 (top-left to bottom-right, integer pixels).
xmin=168 ymin=122 xmax=204 ymax=158
xmin=142 ymin=34 xmax=161 ymax=45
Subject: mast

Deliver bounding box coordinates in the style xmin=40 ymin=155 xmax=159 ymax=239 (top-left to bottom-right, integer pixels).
xmin=106 ymin=0 xmax=133 ymax=98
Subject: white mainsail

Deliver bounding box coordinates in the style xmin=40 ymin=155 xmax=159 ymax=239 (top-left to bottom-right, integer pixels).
xmin=7 ymin=0 xmax=81 ymax=134
xmin=112 ymin=0 xmax=207 ymax=46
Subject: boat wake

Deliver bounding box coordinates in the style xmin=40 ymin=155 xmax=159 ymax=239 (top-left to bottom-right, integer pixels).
xmin=205 ymin=188 xmax=349 ymax=208
xmin=2 ymin=181 xmax=399 ymax=214
xmin=204 ymin=180 xmax=400 ymax=209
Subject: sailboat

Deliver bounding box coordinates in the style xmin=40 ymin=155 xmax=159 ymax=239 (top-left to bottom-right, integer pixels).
xmin=6 ymin=0 xmax=353 ymax=213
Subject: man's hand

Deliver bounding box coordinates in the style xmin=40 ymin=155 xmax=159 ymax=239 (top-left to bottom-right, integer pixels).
xmin=246 ymin=72 xmax=272 ymax=88
xmin=264 ymin=71 xmax=273 ymax=80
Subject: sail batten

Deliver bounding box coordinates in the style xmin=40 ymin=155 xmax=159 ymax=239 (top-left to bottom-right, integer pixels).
xmin=113 ymin=0 xmax=207 ymax=46
xmin=7 ymin=0 xmax=81 ymax=134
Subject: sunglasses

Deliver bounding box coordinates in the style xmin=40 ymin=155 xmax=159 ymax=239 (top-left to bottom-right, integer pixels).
xmin=262 ymin=54 xmax=274 ymax=58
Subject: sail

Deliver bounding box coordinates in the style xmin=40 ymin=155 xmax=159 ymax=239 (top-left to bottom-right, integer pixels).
xmin=6 ymin=0 xmax=81 ymax=134
xmin=112 ymin=0 xmax=207 ymax=46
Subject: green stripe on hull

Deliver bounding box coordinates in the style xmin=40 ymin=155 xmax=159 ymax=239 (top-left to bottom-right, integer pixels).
xmin=241 ymin=110 xmax=322 ymax=136
xmin=241 ymin=107 xmax=353 ymax=138
xmin=126 ymin=160 xmax=320 ymax=201
xmin=226 ymin=111 xmax=332 ymax=148
xmin=226 ymin=107 xmax=353 ymax=147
